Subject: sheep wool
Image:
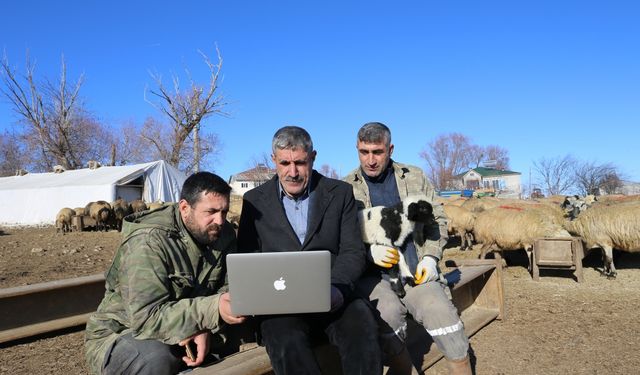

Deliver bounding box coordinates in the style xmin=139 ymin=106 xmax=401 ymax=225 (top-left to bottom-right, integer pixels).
xmin=55 ymin=207 xmax=75 ymax=234
xmin=565 ymin=202 xmax=640 ymax=278
xmin=473 ymin=206 xmax=571 ymax=269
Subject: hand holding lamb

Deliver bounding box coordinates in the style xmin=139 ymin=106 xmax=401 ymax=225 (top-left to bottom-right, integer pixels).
xmin=369 ymin=244 xmax=400 ymax=268
xmin=414 ymin=255 xmax=439 ymax=284
xmin=358 ymin=195 xmax=435 ymax=297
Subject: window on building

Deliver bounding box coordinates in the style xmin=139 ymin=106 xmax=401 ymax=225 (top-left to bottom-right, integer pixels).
xmin=241 ymin=182 xmax=248 ymax=188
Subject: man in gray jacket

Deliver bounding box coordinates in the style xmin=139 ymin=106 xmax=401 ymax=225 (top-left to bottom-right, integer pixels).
xmin=85 ymin=172 xmax=248 ymax=375
xmin=344 ymin=122 xmax=472 ymax=375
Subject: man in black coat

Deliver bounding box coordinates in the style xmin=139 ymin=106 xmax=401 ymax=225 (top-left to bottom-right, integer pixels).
xmin=237 ymin=126 xmax=382 ymax=375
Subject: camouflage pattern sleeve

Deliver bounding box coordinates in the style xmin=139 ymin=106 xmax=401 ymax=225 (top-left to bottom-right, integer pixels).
xmin=119 ymin=231 xmax=223 ymax=344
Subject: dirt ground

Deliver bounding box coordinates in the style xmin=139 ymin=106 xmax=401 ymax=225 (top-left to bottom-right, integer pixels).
xmin=1 ymin=226 xmax=639 ymax=375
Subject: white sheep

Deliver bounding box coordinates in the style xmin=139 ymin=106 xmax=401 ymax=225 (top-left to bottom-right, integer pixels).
xmin=443 ymin=205 xmax=475 ymax=251
xmin=473 ymin=205 xmax=572 ymax=271
xmin=130 ymin=199 xmax=148 ymax=213
xmin=55 ymin=207 xmax=75 ymax=234
xmin=358 ymin=195 xmax=434 ymax=297
xmin=564 ymin=202 xmax=640 ymax=278
xmin=111 ymin=198 xmax=131 ymax=232
xmin=87 ymin=201 xmax=113 ymax=232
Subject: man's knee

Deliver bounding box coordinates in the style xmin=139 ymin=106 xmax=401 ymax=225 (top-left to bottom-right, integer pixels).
xmin=104 ymin=334 xmax=183 ymax=375
xmin=260 ymin=317 xmax=311 ymax=357
xmin=405 ymin=283 xmax=469 ymax=360
xmin=406 ymin=282 xmax=457 ymax=325
xmin=337 ymin=299 xmax=379 ymax=339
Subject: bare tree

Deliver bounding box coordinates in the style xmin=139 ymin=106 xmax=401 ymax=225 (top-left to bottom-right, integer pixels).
xmin=419 ymin=133 xmax=514 ymax=191
xmin=144 ymin=47 xmax=227 ymax=173
xmin=0 ymin=130 xmax=25 ymax=176
xmin=600 ymin=171 xmax=624 ymax=195
xmin=108 ymin=120 xmax=148 ymax=166
xmin=483 ymin=145 xmax=510 ymax=170
xmin=1 ymin=53 xmax=95 ymax=171
xmin=532 ymin=155 xmax=577 ymax=196
xmin=574 ymin=160 xmax=621 ymax=195
xmin=319 ymin=164 xmax=340 ymax=179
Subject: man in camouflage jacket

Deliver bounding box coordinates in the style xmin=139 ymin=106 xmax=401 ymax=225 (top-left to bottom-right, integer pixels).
xmin=85 ymin=172 xmax=246 ymax=375
xmin=344 ymin=122 xmax=472 ymax=375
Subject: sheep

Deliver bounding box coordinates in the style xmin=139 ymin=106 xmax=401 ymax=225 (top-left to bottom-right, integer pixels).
xmin=55 ymin=207 xmax=75 ymax=234
xmin=564 ymin=202 xmax=640 ymax=278
xmin=561 ymin=195 xmax=598 ymax=219
xmin=358 ymin=195 xmax=434 ymax=297
xmin=111 ymin=198 xmax=131 ymax=232
xmin=130 ymin=199 xmax=148 ymax=213
xmin=473 ymin=205 xmax=572 ymax=271
xmin=147 ymin=201 xmax=165 ymax=211
xmin=88 ymin=201 xmax=113 ymax=231
xmin=460 ymin=196 xmax=502 ymax=213
xmin=73 ymin=207 xmax=85 ymax=216
xmin=443 ymin=205 xmax=476 ymax=251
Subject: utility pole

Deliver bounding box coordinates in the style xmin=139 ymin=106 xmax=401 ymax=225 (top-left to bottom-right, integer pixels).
xmin=529 ymin=166 xmax=532 ymax=199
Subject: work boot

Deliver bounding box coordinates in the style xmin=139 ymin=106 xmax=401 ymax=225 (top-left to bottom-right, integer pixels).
xmin=386 ymin=346 xmax=413 ymax=375
xmin=447 ymin=355 xmax=472 ymax=375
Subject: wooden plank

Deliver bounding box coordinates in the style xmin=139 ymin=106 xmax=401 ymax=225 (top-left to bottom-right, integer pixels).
xmin=0 ymin=313 xmax=92 ymax=343
xmin=192 ymin=347 xmax=273 ymax=375
xmin=0 ymin=274 xmax=105 ymax=343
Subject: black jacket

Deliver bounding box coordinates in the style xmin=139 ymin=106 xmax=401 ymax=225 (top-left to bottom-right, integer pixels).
xmin=237 ymin=171 xmax=365 ymax=299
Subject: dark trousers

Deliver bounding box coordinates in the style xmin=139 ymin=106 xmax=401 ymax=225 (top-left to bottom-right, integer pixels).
xmin=260 ymin=298 xmax=382 ymax=375
xmin=102 ymin=323 xmax=256 ymax=375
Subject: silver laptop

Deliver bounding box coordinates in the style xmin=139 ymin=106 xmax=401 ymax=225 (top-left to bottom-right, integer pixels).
xmin=226 ymin=251 xmax=331 ymax=316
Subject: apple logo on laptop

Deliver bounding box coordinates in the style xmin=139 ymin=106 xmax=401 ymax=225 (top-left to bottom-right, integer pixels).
xmin=273 ymin=277 xmax=286 ymax=291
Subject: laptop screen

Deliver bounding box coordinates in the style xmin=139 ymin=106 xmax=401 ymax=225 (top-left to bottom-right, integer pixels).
xmin=226 ymin=251 xmax=331 ymax=316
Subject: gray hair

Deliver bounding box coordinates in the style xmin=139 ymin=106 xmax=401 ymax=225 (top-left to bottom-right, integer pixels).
xmin=357 ymin=122 xmax=391 ymax=147
xmin=272 ymin=126 xmax=314 ymax=154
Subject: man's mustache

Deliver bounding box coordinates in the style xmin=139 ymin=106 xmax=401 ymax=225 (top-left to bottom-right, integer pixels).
xmin=284 ymin=177 xmax=303 ymax=183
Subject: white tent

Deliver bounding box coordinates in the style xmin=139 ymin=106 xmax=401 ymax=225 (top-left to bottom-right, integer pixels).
xmin=0 ymin=160 xmax=187 ymax=226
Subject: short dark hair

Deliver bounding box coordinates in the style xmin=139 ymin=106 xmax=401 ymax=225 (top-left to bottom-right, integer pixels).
xmin=180 ymin=171 xmax=231 ymax=206
xmin=357 ymin=122 xmax=391 ymax=147
xmin=272 ymin=126 xmax=314 ymax=154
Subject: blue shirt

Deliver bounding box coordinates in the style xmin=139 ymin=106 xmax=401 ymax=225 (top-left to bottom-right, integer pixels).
xmin=279 ymin=180 xmax=311 ymax=244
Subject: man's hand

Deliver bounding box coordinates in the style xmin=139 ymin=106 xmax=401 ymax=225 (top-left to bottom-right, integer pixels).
xmin=179 ymin=331 xmax=210 ymax=367
xmin=414 ymin=256 xmax=439 ymax=284
xmin=369 ymin=244 xmax=400 ymax=268
xmin=218 ymin=292 xmax=246 ymax=325
xmin=330 ymin=286 xmax=344 ymax=312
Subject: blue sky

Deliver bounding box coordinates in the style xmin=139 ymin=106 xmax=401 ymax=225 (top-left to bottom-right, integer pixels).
xmin=2 ymin=1 xmax=639 ymax=186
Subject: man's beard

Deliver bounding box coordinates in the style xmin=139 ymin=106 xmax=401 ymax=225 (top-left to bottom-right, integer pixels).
xmin=185 ymin=215 xmax=221 ymax=246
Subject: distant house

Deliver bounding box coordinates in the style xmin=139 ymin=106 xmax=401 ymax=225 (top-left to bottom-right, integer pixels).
xmin=457 ymin=167 xmax=522 ymax=198
xmin=619 ymin=180 xmax=640 ymax=195
xmin=228 ymin=164 xmax=276 ymax=196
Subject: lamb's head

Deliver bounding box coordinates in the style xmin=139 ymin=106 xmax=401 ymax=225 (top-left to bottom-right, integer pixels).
xmin=403 ymin=196 xmax=433 ymax=224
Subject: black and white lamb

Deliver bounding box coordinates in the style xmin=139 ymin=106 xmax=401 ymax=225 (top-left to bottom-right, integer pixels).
xmin=358 ymin=195 xmax=434 ymax=297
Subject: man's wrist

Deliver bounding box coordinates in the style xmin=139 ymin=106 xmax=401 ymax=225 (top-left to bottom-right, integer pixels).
xmin=423 ymin=254 xmax=439 ymax=262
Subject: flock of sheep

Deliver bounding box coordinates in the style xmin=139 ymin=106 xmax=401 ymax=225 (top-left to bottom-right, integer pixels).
xmin=439 ymin=194 xmax=640 ymax=279
xmin=55 ymin=199 xmax=166 ymax=234
xmin=53 ymin=192 xmax=640 ymax=279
